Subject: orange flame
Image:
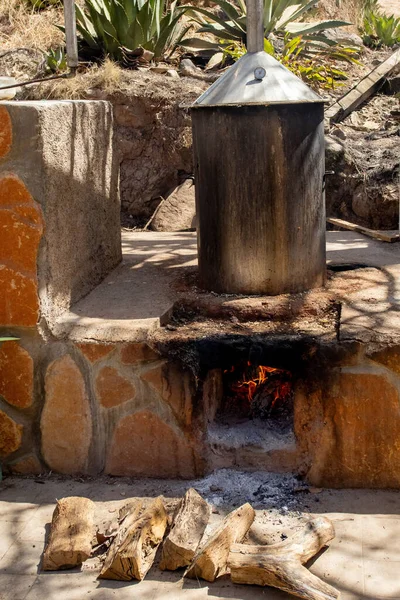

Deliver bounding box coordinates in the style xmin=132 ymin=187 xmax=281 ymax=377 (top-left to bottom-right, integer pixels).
xmin=229 ymin=364 xmax=291 ymax=405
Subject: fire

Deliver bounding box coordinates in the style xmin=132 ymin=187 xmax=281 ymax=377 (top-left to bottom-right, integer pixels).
xmin=224 ymin=362 xmax=292 ymax=417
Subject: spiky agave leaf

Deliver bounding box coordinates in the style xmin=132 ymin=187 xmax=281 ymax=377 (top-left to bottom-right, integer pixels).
xmin=185 ymin=0 xmax=351 ymax=49
xmin=74 ymin=0 xmax=191 ymax=62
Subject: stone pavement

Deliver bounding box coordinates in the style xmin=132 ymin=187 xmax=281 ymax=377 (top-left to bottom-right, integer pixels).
xmin=0 ymin=476 xmax=399 ymax=600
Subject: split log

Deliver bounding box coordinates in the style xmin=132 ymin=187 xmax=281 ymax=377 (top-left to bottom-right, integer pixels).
xmin=160 ymin=488 xmax=210 ymax=570
xmin=228 ymin=516 xmax=340 ymax=600
xmin=42 ymin=496 xmax=95 ymax=570
xmin=185 ymin=502 xmax=255 ymax=582
xmin=99 ymin=496 xmax=168 ymax=581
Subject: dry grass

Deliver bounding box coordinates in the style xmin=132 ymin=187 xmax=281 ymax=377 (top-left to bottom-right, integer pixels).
xmin=0 ymin=0 xmax=64 ymax=51
xmin=26 ymin=59 xmax=130 ymax=99
xmin=24 ymin=57 xmax=206 ymax=100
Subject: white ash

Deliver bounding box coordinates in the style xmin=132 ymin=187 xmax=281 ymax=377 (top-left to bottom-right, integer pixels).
xmin=207 ymin=419 xmax=295 ymax=451
xmin=192 ymin=469 xmax=303 ymax=511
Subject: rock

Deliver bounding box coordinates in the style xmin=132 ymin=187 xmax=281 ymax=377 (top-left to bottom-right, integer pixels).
xmin=331 ymin=127 xmax=347 ymax=140
xmin=0 ymin=172 xmax=43 ymax=326
xmin=304 ymin=370 xmax=400 ymax=487
xmin=141 ymin=362 xmax=193 ymax=428
xmin=116 ymin=76 xmax=206 ymax=223
xmin=323 ymin=28 xmax=363 ymax=46
xmin=268 ymin=33 xmax=285 ymax=53
xmin=41 ymin=355 xmax=92 ymax=474
xmin=325 ymin=127 xmax=399 ymax=230
xmin=382 ymin=75 xmax=400 ymax=95
xmin=8 ymin=454 xmax=42 ymax=474
xmin=0 ymin=341 xmax=33 ymax=408
xmin=325 ymin=134 xmax=356 ymax=224
xmin=325 ymin=134 xmax=346 ymax=166
xmin=180 ymin=59 xmax=201 ymax=75
xmin=149 ymin=179 xmax=196 ymax=232
xmin=362 ymin=120 xmax=380 ymax=131
xmin=114 ymin=102 xmax=154 ymax=128
xmin=0 ymin=106 xmax=12 ymax=158
xmin=120 ymin=343 xmax=160 ymax=364
xmin=95 ymin=366 xmax=136 ymax=408
xmin=76 ymin=343 xmax=114 ymax=363
xmin=166 ymin=69 xmax=180 ymax=79
xmin=150 ymin=66 xmax=169 ymax=74
xmin=105 ymin=410 xmax=199 ymax=478
xmin=0 ymin=410 xmax=22 ymax=457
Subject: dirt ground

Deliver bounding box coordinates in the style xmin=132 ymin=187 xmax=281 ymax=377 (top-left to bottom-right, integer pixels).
xmin=0 ymin=473 xmax=399 ymax=600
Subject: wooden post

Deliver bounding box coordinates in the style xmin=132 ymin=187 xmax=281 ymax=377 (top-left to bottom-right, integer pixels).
xmin=63 ymin=0 xmax=79 ymax=69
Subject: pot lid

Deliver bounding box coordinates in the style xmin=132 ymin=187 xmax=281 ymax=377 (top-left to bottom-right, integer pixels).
xmin=193 ymin=51 xmax=323 ymax=107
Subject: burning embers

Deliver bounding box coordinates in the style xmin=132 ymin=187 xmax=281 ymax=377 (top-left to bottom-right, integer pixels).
xmin=222 ymin=362 xmax=293 ymax=422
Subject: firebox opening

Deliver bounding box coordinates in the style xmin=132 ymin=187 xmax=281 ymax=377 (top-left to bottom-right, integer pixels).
xmin=220 ymin=362 xmax=294 ymax=430
xmin=204 ymin=360 xmax=296 ymax=469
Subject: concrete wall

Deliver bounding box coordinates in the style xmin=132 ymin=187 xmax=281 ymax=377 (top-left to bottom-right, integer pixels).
xmin=0 ymin=100 xmax=121 ymax=327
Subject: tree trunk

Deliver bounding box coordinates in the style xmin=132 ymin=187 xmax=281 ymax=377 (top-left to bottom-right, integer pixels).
xmin=160 ymin=488 xmax=210 ymax=570
xmin=185 ymin=502 xmax=255 ymax=582
xmin=99 ymin=496 xmax=167 ymax=581
xmin=228 ymin=516 xmax=340 ymax=600
xmin=42 ymin=497 xmax=95 ymax=571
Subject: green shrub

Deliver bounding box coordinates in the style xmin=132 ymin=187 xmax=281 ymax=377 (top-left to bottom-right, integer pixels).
xmin=222 ymin=35 xmax=350 ymax=90
xmin=362 ymin=10 xmax=400 ymax=47
xmin=181 ymin=0 xmax=352 ymax=49
xmin=25 ymin=0 xmax=61 ymax=11
xmin=45 ymin=46 xmax=68 ymax=72
xmin=74 ymin=0 xmax=190 ymax=63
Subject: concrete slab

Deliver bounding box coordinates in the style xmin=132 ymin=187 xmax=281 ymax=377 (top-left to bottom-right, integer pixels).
xmin=52 ymin=232 xmax=198 ymax=342
xmin=52 ymin=231 xmax=400 ymax=344
xmin=0 ymin=476 xmax=400 ymax=600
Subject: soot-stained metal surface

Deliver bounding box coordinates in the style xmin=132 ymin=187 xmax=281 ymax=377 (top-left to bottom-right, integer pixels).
xmin=192 ymin=103 xmax=326 ymax=295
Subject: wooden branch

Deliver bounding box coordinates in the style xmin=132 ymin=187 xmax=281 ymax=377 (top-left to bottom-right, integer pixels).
xmin=185 ymin=502 xmax=255 ymax=582
xmin=327 ymin=218 xmax=399 ymax=243
xmin=229 ymin=516 xmax=340 ymax=600
xmin=42 ymin=497 xmax=95 ymax=570
xmin=160 ymin=488 xmax=210 ymax=571
xmin=99 ymin=496 xmax=167 ymax=581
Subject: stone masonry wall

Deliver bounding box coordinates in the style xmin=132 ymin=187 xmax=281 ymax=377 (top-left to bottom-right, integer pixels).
xmin=3 ymin=100 xmax=400 ymax=485
xmin=0 ymin=100 xmax=122 ymax=474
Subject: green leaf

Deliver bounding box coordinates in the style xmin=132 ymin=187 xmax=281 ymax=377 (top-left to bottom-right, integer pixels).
xmin=285 ymin=20 xmax=352 ymax=36
xmin=179 ymin=37 xmax=221 ymax=50
xmin=264 ymin=37 xmax=275 ymax=55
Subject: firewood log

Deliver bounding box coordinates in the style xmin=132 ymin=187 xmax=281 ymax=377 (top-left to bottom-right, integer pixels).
xmin=99 ymin=496 xmax=167 ymax=581
xmin=185 ymin=502 xmax=255 ymax=582
xmin=228 ymin=516 xmax=340 ymax=600
xmin=160 ymin=488 xmax=210 ymax=570
xmin=42 ymin=497 xmax=95 ymax=570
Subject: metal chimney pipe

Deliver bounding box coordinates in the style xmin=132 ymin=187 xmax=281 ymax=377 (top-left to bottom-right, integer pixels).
xmin=246 ymin=0 xmax=264 ymax=53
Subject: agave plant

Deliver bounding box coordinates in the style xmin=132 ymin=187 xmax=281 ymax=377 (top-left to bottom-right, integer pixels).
xmin=181 ymin=0 xmax=351 ymax=50
xmin=362 ymin=10 xmax=400 ymax=47
xmin=75 ymin=0 xmax=190 ymax=63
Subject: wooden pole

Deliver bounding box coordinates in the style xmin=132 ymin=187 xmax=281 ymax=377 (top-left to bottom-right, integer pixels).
xmin=63 ymin=0 xmax=79 ymax=69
